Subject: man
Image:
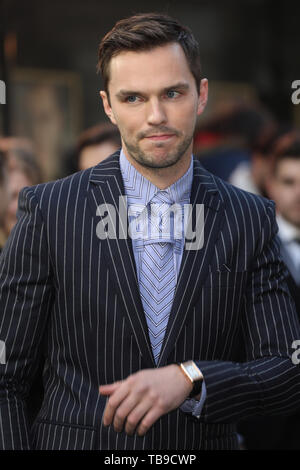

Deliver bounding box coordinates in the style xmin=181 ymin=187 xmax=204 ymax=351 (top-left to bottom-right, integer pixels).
xmin=0 ymin=13 xmax=300 ymax=451
xmin=267 ymin=132 xmax=300 ymax=307
xmin=239 ymin=132 xmax=300 ymax=449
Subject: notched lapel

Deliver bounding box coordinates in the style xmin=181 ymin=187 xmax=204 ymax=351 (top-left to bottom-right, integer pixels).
xmin=86 ymin=152 xmax=155 ymax=368
xmin=158 ymin=161 xmax=225 ymax=366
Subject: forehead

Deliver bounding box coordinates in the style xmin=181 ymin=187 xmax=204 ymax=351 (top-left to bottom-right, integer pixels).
xmin=277 ymin=158 xmax=300 ymax=176
xmin=107 ymin=42 xmax=195 ymax=92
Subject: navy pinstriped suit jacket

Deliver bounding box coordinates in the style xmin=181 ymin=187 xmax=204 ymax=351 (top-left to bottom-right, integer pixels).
xmin=1 ymin=151 xmax=300 ymax=450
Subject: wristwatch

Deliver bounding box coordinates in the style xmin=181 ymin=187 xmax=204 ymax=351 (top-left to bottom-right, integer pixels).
xmin=178 ymin=360 xmax=203 ymax=398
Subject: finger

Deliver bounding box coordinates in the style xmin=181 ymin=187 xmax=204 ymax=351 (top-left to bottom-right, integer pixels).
xmin=136 ymin=406 xmax=163 ymax=437
xmin=124 ymin=397 xmax=154 ymax=436
xmin=99 ymin=381 xmax=122 ymax=395
xmin=112 ymin=393 xmax=142 ymax=433
xmin=102 ymin=382 xmax=129 ymax=426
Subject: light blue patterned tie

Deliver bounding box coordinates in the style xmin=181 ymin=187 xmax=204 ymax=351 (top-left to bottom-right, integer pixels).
xmin=138 ymin=191 xmax=177 ymax=363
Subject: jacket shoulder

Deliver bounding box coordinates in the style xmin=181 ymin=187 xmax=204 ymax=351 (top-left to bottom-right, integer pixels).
xmin=20 ymin=168 xmax=92 ymax=209
xmin=23 ymin=150 xmax=121 ymax=204
xmin=198 ymin=163 xmax=275 ymax=218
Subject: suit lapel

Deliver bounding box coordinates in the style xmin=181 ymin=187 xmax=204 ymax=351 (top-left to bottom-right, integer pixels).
xmin=158 ymin=160 xmax=225 ymax=366
xmin=87 ymin=152 xmax=155 ymax=368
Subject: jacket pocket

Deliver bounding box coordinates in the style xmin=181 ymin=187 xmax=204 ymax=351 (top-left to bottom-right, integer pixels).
xmin=203 ymin=270 xmax=248 ymax=288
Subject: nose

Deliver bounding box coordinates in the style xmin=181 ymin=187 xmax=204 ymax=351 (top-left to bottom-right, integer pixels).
xmin=146 ymin=98 xmax=167 ymax=126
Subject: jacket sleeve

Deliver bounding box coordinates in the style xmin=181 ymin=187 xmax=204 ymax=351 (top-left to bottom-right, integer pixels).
xmin=0 ymin=186 xmax=54 ymax=449
xmin=196 ymin=201 xmax=300 ymax=423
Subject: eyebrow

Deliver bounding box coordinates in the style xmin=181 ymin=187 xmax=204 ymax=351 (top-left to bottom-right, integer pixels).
xmin=115 ymin=82 xmax=190 ymax=99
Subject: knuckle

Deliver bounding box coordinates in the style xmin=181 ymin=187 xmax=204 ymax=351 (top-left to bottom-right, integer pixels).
xmin=115 ymin=410 xmax=125 ymax=421
xmin=126 ymin=416 xmax=137 ymax=427
xmin=140 ymin=419 xmax=149 ymax=432
xmin=109 ymin=398 xmax=117 ymax=409
xmin=127 ymin=374 xmax=135 ymax=384
xmin=137 ymin=384 xmax=148 ymax=395
xmin=148 ymin=389 xmax=158 ymax=401
xmin=157 ymin=397 xmax=167 ymax=411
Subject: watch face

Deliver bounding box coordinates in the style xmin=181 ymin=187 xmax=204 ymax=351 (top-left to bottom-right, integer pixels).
xmin=185 ymin=362 xmax=201 ymax=381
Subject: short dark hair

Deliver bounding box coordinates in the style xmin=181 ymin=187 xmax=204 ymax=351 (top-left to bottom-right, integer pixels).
xmin=270 ymin=131 xmax=300 ymax=174
xmin=97 ymin=13 xmax=201 ymax=95
xmin=77 ymin=122 xmax=121 ymax=154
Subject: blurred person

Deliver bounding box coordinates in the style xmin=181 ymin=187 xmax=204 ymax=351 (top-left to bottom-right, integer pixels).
xmin=229 ymin=122 xmax=291 ymax=197
xmin=77 ymin=122 xmax=121 ymax=170
xmin=267 ymin=132 xmax=300 ymax=300
xmin=0 ymin=13 xmax=300 ymax=451
xmin=0 ymin=146 xmax=44 ymax=427
xmin=1 ymin=147 xmax=43 ymax=238
xmin=0 ymin=136 xmax=35 ymax=155
xmin=0 ymin=137 xmax=38 ymax=251
xmin=194 ymin=104 xmax=252 ymax=182
xmin=0 ymin=150 xmax=8 ymax=252
xmin=63 ymin=123 xmax=121 ymax=175
xmin=238 ymin=132 xmax=300 ymax=450
xmin=194 ymin=103 xmax=276 ymax=192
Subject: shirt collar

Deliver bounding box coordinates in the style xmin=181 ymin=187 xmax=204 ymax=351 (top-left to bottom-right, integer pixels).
xmin=120 ymin=148 xmax=193 ymax=206
xmin=277 ymin=213 xmax=300 ymax=243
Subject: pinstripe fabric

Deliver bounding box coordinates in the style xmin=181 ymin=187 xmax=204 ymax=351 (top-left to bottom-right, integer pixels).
xmin=1 ymin=150 xmax=300 ymax=450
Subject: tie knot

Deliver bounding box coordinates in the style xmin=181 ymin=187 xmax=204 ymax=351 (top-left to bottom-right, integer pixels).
xmin=150 ymin=191 xmax=173 ymax=206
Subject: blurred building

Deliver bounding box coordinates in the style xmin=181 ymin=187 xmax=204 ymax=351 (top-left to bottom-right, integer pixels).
xmin=1 ymin=0 xmax=300 ymax=181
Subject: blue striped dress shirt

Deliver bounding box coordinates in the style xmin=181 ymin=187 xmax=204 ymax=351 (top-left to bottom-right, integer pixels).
xmin=119 ymin=149 xmax=206 ymax=417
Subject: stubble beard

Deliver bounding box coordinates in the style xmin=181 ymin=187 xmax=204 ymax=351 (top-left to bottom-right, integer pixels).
xmin=123 ymin=133 xmax=194 ymax=170
xmin=283 ymin=208 xmax=300 ymax=229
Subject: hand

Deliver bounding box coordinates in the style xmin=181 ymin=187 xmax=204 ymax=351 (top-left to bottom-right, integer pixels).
xmin=99 ymin=364 xmax=193 ymax=436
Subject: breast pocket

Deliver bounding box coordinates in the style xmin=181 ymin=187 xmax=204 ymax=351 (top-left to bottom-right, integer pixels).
xmin=204 ymin=270 xmax=248 ymax=289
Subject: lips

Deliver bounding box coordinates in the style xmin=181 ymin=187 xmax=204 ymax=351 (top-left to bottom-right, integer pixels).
xmin=144 ymin=134 xmax=175 ymax=140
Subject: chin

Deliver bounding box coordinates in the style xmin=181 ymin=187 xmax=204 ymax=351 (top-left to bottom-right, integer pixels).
xmin=149 ymin=155 xmax=182 ymax=169
xmin=285 ymin=214 xmax=300 ymax=227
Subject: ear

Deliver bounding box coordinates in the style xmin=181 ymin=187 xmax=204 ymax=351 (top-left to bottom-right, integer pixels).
xmin=100 ymin=91 xmax=117 ymax=125
xmin=264 ymin=175 xmax=276 ymax=201
xmin=197 ymin=79 xmax=208 ymax=116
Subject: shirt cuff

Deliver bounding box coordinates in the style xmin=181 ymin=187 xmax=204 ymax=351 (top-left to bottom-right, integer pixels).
xmin=179 ymin=379 xmax=207 ymax=419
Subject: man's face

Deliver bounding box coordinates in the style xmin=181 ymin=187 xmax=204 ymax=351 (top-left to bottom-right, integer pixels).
xmin=100 ymin=43 xmax=207 ymax=171
xmin=269 ymin=158 xmax=300 ymax=228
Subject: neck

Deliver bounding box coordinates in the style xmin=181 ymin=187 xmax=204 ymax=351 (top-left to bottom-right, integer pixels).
xmin=122 ymin=148 xmax=192 ymax=190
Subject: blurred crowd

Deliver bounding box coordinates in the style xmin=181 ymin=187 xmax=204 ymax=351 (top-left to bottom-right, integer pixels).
xmin=0 ymin=100 xmax=300 ymax=449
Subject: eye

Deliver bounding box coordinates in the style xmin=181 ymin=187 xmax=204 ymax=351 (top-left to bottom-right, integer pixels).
xmin=126 ymin=95 xmax=139 ymax=103
xmin=166 ymin=90 xmax=180 ymax=99
xmin=282 ymin=178 xmax=295 ymax=186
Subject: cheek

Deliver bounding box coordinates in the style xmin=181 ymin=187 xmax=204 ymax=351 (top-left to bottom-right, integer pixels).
xmin=277 ymin=190 xmax=293 ymax=208
xmin=113 ymin=112 xmax=140 ymax=137
xmin=172 ymin=101 xmax=198 ymax=127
